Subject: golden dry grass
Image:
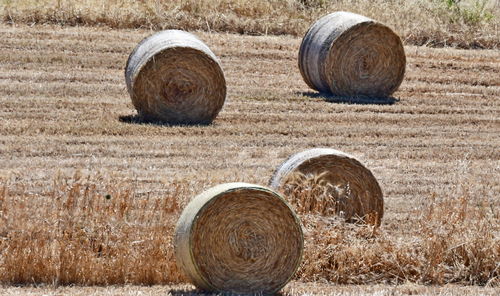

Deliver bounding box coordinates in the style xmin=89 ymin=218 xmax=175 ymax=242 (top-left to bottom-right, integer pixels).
xmin=0 ymin=23 xmax=499 ymax=293
xmin=1 ymin=283 xmax=500 ymax=296
xmin=1 ymin=173 xmax=498 ymax=286
xmin=1 ymin=0 xmax=499 ymax=49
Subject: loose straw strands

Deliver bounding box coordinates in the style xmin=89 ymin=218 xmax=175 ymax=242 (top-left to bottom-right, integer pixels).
xmin=174 ymin=183 xmax=303 ymax=294
xmin=125 ymin=30 xmax=226 ymax=124
xmin=299 ymin=11 xmax=406 ymax=98
xmin=270 ymin=148 xmax=384 ymax=226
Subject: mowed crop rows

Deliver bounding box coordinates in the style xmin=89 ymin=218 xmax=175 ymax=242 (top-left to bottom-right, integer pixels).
xmin=0 ymin=24 xmax=499 ymax=289
xmin=1 ymin=25 xmax=498 ymax=190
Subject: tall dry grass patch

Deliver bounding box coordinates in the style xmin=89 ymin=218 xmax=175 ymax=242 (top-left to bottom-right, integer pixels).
xmin=1 ymin=0 xmax=498 ymax=49
xmin=296 ymin=185 xmax=499 ymax=285
xmin=0 ymin=172 xmax=498 ymax=286
xmin=0 ymin=173 xmax=188 ymax=285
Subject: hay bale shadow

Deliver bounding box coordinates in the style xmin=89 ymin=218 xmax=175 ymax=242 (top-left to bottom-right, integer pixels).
xmin=299 ymin=91 xmax=399 ymax=105
xmin=170 ymin=289 xmax=285 ymax=296
xmin=169 ymin=289 xmax=214 ymax=296
xmin=119 ymin=114 xmax=212 ymax=127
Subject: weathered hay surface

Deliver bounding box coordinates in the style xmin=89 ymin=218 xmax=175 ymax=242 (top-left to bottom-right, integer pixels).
xmin=125 ymin=30 xmax=226 ymax=124
xmin=269 ymin=148 xmax=384 ymax=226
xmin=174 ymin=183 xmax=303 ymax=294
xmin=299 ymin=11 xmax=406 ymax=97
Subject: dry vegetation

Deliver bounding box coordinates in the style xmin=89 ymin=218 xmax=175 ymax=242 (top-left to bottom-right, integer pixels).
xmin=0 ymin=15 xmax=499 ymax=296
xmin=1 ymin=169 xmax=498 ymax=287
xmin=1 ymin=0 xmax=499 ymax=49
xmin=1 ymin=283 xmax=500 ymax=296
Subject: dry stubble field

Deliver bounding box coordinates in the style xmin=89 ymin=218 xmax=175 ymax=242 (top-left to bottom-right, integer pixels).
xmin=0 ymin=23 xmax=499 ymax=295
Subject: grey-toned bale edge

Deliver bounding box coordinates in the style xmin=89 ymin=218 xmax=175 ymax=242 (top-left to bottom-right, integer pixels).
xmin=298 ymin=11 xmax=406 ymax=97
xmin=125 ymin=30 xmax=226 ymax=124
xmin=174 ymin=183 xmax=303 ymax=295
xmin=269 ymin=148 xmax=384 ymax=226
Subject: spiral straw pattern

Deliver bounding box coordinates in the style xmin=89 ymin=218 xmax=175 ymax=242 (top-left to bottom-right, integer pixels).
xmin=299 ymin=11 xmax=406 ymax=97
xmin=125 ymin=30 xmax=226 ymax=124
xmin=270 ymin=148 xmax=384 ymax=226
xmin=174 ymin=183 xmax=303 ymax=294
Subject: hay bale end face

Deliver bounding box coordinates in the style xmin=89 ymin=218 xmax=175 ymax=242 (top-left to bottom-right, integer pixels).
xmin=269 ymin=148 xmax=384 ymax=226
xmin=299 ymin=11 xmax=406 ymax=98
xmin=125 ymin=30 xmax=226 ymax=124
xmin=174 ymin=183 xmax=303 ymax=294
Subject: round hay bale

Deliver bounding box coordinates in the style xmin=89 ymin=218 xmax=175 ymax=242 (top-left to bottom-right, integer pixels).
xmin=174 ymin=182 xmax=303 ymax=294
xmin=298 ymin=11 xmax=406 ymax=97
xmin=125 ymin=30 xmax=226 ymax=124
xmin=269 ymin=148 xmax=384 ymax=226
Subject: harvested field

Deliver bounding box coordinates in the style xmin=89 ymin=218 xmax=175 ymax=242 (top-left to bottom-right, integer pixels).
xmin=0 ymin=23 xmax=499 ymax=294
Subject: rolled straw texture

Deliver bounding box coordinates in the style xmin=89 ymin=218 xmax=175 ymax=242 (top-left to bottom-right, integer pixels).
xmin=125 ymin=30 xmax=226 ymax=124
xmin=174 ymin=183 xmax=303 ymax=294
xmin=269 ymin=148 xmax=384 ymax=226
xmin=298 ymin=11 xmax=406 ymax=97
